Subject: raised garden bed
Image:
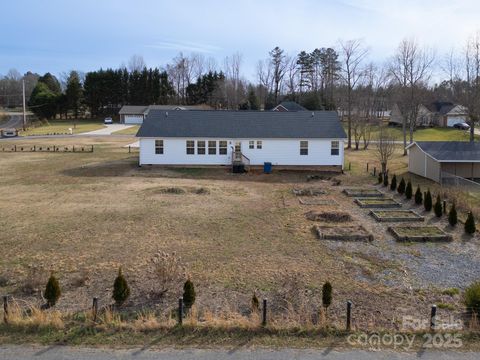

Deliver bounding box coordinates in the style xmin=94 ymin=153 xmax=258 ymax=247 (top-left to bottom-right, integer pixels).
xmin=355 ymin=197 xmax=402 ymax=208
xmin=370 ymin=210 xmax=424 ymax=222
xmin=314 ymin=225 xmax=374 ymax=242
xmin=388 ymin=226 xmax=453 ymax=242
xmin=293 ymin=188 xmax=327 ymax=196
xmin=298 ymin=198 xmax=336 ymax=206
xmin=343 ymin=188 xmax=384 ymax=197
xmin=305 ymin=211 xmax=352 ymax=222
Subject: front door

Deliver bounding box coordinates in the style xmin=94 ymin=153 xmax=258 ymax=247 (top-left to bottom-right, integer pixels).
xmin=234 ymin=141 xmax=242 ymax=161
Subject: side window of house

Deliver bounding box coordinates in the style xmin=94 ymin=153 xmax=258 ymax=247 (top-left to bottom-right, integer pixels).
xmin=249 ymin=140 xmax=254 ymax=149
xmin=197 ymin=140 xmax=206 ymax=155
xmin=155 ymin=140 xmax=164 ymax=154
xmin=257 ymin=140 xmax=262 ymax=149
xmin=300 ymin=141 xmax=308 ymax=155
xmin=331 ymin=140 xmax=339 ymax=155
xmin=208 ymin=140 xmax=216 ymax=155
xmin=186 ymin=140 xmax=194 ymax=155
xmin=219 ymin=141 xmax=227 ymax=155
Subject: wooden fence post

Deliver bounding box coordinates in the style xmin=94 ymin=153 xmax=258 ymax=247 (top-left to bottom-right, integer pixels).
xmin=14 ymin=145 xmax=16 ymax=152
xmin=366 ymin=163 xmax=369 ymax=172
xmin=346 ymin=300 xmax=352 ymax=331
xmin=129 ymin=146 xmax=131 ymax=154
xmin=91 ymin=145 xmax=94 ymax=153
xmin=72 ymin=145 xmax=75 ymax=153
xmin=262 ymin=298 xmax=268 ymax=326
xmin=373 ymin=167 xmax=376 ymax=176
xmin=3 ymin=296 xmax=8 ymax=324
xmin=430 ymin=305 xmax=437 ymax=331
xmin=178 ymin=297 xmax=183 ymax=325
xmin=92 ymin=297 xmax=98 ymax=322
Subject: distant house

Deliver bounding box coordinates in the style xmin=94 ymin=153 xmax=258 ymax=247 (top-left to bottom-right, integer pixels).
xmin=390 ymin=102 xmax=468 ymax=128
xmin=407 ymin=141 xmax=480 ymax=183
xmin=136 ymin=110 xmax=347 ymax=171
xmin=272 ymin=101 xmax=307 ymax=112
xmin=118 ymin=104 xmax=212 ymax=124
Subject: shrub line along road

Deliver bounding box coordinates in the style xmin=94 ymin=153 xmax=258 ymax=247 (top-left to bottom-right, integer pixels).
xmin=0 ymin=346 xmax=479 ymax=360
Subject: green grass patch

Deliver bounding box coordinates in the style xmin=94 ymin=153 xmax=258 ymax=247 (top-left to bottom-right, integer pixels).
xmin=442 ymin=288 xmax=460 ymax=297
xmin=112 ymin=125 xmax=140 ymax=135
xmin=20 ymin=119 xmax=105 ymax=136
xmin=437 ymin=303 xmax=455 ymax=310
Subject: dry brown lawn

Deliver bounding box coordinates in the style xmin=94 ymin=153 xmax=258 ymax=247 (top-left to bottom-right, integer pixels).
xmin=0 ymin=138 xmax=478 ymax=331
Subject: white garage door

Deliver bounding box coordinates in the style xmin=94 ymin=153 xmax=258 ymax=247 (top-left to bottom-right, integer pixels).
xmin=124 ymin=115 xmax=144 ymax=124
xmin=447 ymin=116 xmax=466 ymax=127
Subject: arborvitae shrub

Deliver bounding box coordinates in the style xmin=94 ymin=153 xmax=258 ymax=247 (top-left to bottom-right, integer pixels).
xmin=390 ymin=174 xmax=397 ymax=191
xmin=465 ymin=282 xmax=480 ymax=315
xmin=44 ymin=273 xmax=61 ymax=307
xmin=465 ymin=211 xmax=476 ymax=235
xmin=415 ymin=186 xmax=423 ymax=205
xmin=434 ymin=195 xmax=443 ymax=217
xmin=383 ymin=173 xmax=389 ymax=187
xmin=424 ymin=189 xmax=432 ymax=211
xmin=443 ymin=200 xmax=447 ymax=214
xmin=251 ymin=292 xmax=259 ymax=312
xmin=322 ymin=281 xmax=332 ymax=310
xmin=378 ymin=172 xmax=383 ymax=184
xmin=112 ymin=267 xmax=130 ymax=306
xmin=397 ymin=178 xmax=406 ymax=194
xmin=448 ymin=203 xmax=458 ymax=227
xmin=405 ymin=181 xmax=413 ymax=200
xmin=183 ymin=279 xmax=196 ymax=309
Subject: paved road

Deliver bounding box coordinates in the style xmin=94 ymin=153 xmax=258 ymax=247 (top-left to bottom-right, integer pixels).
xmin=0 ymin=114 xmax=24 ymax=129
xmin=82 ymin=124 xmax=135 ymax=135
xmin=0 ymin=346 xmax=478 ymax=360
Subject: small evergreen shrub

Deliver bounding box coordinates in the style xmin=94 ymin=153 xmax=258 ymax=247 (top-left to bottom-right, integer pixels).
xmin=415 ymin=186 xmax=423 ymax=205
xmin=378 ymin=172 xmax=383 ymax=184
xmin=390 ymin=174 xmax=397 ymax=191
xmin=322 ymin=281 xmax=332 ymax=310
xmin=383 ymin=173 xmax=389 ymax=187
xmin=112 ymin=267 xmax=130 ymax=306
xmin=44 ymin=273 xmax=61 ymax=307
xmin=183 ymin=279 xmax=196 ymax=309
xmin=405 ymin=180 xmax=413 ymax=200
xmin=251 ymin=292 xmax=260 ymax=312
xmin=465 ymin=211 xmax=476 ymax=235
xmin=465 ymin=281 xmax=480 ymax=315
xmin=448 ymin=203 xmax=458 ymax=227
xmin=397 ymin=177 xmax=406 ymax=195
xmin=424 ymin=189 xmax=432 ymax=212
xmin=443 ymin=200 xmax=447 ymax=214
xmin=434 ymin=195 xmax=443 ymax=217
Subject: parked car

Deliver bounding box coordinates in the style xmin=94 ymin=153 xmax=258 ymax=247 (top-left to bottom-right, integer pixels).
xmin=104 ymin=117 xmax=113 ymax=124
xmin=1 ymin=128 xmax=18 ymax=138
xmin=453 ymin=122 xmax=470 ymax=130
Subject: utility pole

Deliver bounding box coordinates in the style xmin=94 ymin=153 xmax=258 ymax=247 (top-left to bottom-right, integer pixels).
xmin=22 ymin=79 xmax=26 ymax=131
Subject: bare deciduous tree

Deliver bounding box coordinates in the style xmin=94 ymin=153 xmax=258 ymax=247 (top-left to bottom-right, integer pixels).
xmin=128 ymin=54 xmax=146 ymax=73
xmin=462 ymin=32 xmax=480 ymax=142
xmin=376 ymin=126 xmax=397 ymax=175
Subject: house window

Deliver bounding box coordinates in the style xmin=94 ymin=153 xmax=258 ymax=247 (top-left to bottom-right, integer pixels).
xmin=300 ymin=141 xmax=308 ymax=155
xmin=155 ymin=140 xmax=164 ymax=154
xmin=208 ymin=141 xmax=216 ymax=155
xmin=197 ymin=140 xmax=206 ymax=155
xmin=186 ymin=140 xmax=194 ymax=155
xmin=219 ymin=141 xmax=227 ymax=155
xmin=249 ymin=140 xmax=255 ymax=149
xmin=331 ymin=141 xmax=340 ymax=156
xmin=257 ymin=140 xmax=262 ymax=149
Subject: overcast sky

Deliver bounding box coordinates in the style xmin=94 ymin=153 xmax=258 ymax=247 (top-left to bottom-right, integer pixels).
xmin=1 ymin=0 xmax=479 ymax=80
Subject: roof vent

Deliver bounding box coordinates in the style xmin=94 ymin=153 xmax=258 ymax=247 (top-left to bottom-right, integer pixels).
xmin=165 ymin=111 xmax=168 ymax=117
xmin=311 ymin=112 xmax=314 ymax=117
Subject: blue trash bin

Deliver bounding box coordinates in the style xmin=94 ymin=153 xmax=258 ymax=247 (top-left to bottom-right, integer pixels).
xmin=263 ymin=162 xmax=272 ymax=174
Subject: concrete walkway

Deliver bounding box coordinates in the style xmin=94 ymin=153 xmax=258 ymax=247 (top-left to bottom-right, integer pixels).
xmin=81 ymin=124 xmax=135 ymax=136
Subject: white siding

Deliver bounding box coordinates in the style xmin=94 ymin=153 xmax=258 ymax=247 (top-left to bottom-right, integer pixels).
xmin=139 ymin=138 xmax=344 ymax=167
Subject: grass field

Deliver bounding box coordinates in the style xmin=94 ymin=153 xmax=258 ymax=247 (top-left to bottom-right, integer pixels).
xmin=0 ymin=137 xmax=478 ymax=341
xmin=113 ymin=125 xmax=140 ymax=135
xmin=20 ymin=119 xmax=105 ymax=135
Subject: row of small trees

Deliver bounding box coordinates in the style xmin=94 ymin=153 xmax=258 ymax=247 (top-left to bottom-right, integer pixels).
xmin=378 ymin=173 xmax=476 ymax=234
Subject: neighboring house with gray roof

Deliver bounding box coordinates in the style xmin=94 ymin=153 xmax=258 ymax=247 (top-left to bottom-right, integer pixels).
xmin=118 ymin=104 xmax=212 ymax=124
xmin=272 ymin=101 xmax=307 ymax=112
xmin=406 ymin=141 xmax=480 ymax=183
xmin=390 ymin=102 xmax=468 ymax=128
xmin=136 ymin=110 xmax=347 ymax=170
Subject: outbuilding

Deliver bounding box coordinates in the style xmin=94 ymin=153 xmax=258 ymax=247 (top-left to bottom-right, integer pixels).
xmin=406 ymin=141 xmax=480 ymax=183
xmin=136 ymin=110 xmax=347 ymax=171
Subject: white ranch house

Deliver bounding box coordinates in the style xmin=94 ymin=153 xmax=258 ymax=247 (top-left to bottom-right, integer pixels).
xmin=136 ymin=110 xmax=347 ymax=171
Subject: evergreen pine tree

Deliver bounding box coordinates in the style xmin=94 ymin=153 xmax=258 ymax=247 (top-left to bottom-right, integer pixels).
xmin=405 ymin=180 xmax=413 ymax=200
xmin=415 ymin=186 xmax=423 ymax=205
xmin=397 ymin=177 xmax=406 ymax=194
xmin=465 ymin=211 xmax=476 ymax=235
xmin=448 ymin=203 xmax=458 ymax=227
xmin=112 ymin=267 xmax=130 ymax=306
xmin=383 ymin=172 xmax=389 ymax=187
xmin=44 ymin=273 xmax=61 ymax=307
xmin=322 ymin=282 xmax=332 ymax=311
xmin=424 ymin=189 xmax=433 ymax=211
xmin=390 ymin=174 xmax=397 ymax=191
xmin=434 ymin=195 xmax=443 ymax=217
xmin=183 ymin=279 xmax=196 ymax=309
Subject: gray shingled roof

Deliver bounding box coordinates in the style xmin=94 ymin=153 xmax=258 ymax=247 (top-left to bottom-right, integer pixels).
xmin=118 ymin=105 xmax=148 ymax=115
xmin=413 ymin=141 xmax=480 ymax=162
xmin=137 ymin=110 xmax=346 ymax=139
